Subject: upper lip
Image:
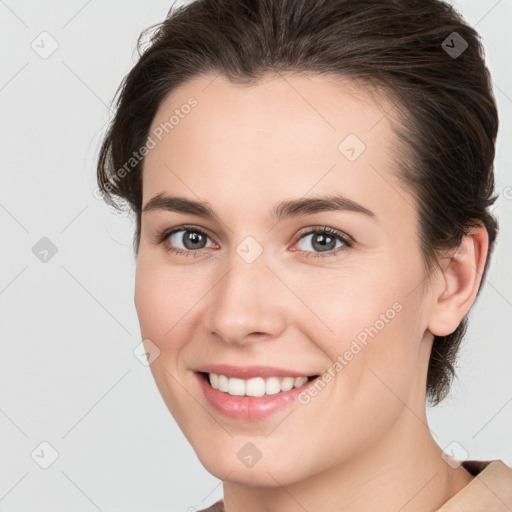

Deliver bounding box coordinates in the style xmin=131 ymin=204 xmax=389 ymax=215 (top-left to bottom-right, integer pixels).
xmin=195 ymin=364 xmax=318 ymax=379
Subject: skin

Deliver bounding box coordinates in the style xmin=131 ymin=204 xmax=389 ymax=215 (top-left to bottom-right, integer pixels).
xmin=134 ymin=73 xmax=488 ymax=511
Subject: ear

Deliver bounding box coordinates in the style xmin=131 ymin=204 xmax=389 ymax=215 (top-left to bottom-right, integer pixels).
xmin=427 ymin=225 xmax=489 ymax=337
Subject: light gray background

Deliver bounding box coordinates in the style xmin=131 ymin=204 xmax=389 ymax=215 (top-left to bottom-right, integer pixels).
xmin=0 ymin=0 xmax=511 ymax=510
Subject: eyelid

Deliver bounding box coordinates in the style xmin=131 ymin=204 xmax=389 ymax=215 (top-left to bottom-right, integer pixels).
xmin=154 ymin=224 xmax=215 ymax=245
xmin=293 ymin=225 xmax=353 ymax=245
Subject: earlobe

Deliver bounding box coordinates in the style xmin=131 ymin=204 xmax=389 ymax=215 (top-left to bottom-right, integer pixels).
xmin=427 ymin=225 xmax=489 ymax=337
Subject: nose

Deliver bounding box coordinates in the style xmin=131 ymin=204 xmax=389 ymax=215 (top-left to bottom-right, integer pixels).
xmin=203 ymin=249 xmax=289 ymax=346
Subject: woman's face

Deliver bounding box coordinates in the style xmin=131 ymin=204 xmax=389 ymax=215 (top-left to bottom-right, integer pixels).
xmin=135 ymin=73 xmax=440 ymax=485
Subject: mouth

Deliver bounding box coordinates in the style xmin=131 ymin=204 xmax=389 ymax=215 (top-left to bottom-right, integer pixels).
xmin=196 ymin=371 xmax=320 ymax=422
xmin=195 ymin=367 xmax=321 ymax=420
xmin=198 ymin=371 xmax=319 ymax=397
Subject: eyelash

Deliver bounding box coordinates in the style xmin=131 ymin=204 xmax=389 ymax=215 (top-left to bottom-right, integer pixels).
xmin=155 ymin=224 xmax=354 ymax=259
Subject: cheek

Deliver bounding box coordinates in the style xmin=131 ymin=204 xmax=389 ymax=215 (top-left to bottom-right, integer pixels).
xmin=134 ymin=261 xmax=199 ymax=420
xmin=302 ymin=263 xmax=425 ymax=402
xmin=134 ymin=258 xmax=197 ymax=343
xmin=290 ymin=266 xmax=399 ymax=350
xmin=328 ymin=291 xmax=426 ymax=428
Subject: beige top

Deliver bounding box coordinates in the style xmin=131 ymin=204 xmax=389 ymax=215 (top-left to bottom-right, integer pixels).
xmin=437 ymin=460 xmax=512 ymax=511
xmin=199 ymin=460 xmax=512 ymax=512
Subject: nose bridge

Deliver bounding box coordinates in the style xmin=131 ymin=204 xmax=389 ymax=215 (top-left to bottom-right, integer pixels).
xmin=204 ymin=238 xmax=288 ymax=344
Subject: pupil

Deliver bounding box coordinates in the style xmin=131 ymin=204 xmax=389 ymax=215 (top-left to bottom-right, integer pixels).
xmin=313 ymin=234 xmax=335 ymax=252
xmin=185 ymin=231 xmax=204 ymax=249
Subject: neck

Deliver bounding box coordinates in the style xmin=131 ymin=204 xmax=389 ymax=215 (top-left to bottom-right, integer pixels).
xmin=222 ymin=400 xmax=473 ymax=512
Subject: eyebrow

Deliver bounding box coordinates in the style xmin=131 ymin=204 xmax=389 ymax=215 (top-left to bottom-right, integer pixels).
xmin=142 ymin=193 xmax=377 ymax=222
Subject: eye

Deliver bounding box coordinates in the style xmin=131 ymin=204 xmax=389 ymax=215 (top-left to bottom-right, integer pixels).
xmin=157 ymin=225 xmax=216 ymax=257
xmin=292 ymin=226 xmax=353 ymax=258
xmin=155 ymin=225 xmax=353 ymax=259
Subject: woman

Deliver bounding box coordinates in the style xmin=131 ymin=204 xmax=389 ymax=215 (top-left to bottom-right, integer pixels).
xmin=96 ymin=0 xmax=512 ymax=510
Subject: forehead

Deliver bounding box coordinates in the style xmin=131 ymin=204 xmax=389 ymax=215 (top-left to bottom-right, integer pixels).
xmin=142 ymin=73 xmax=412 ymax=222
xmin=146 ymin=72 xmax=397 ymax=153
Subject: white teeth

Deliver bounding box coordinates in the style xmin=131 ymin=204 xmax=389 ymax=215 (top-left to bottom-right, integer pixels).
xmin=280 ymin=377 xmax=295 ymax=392
xmin=294 ymin=376 xmax=306 ymax=387
xmin=228 ymin=377 xmax=245 ymax=396
xmin=265 ymin=376 xmax=281 ymax=395
xmin=246 ymin=377 xmax=266 ymax=397
xmin=209 ymin=373 xmax=219 ymax=389
xmin=218 ymin=374 xmax=229 ymax=392
xmin=208 ymin=373 xmax=309 ymax=396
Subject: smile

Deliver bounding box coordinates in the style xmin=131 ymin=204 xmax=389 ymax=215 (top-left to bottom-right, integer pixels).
xmin=207 ymin=372 xmax=312 ymax=397
xmin=195 ymin=366 xmax=320 ymax=420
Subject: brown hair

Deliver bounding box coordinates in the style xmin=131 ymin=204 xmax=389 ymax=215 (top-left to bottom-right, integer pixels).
xmin=97 ymin=0 xmax=499 ymax=405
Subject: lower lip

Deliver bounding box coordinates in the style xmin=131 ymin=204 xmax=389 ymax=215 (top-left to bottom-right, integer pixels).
xmin=197 ymin=373 xmax=314 ymax=421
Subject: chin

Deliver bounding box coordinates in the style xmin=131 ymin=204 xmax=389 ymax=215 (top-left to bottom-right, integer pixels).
xmin=193 ymin=439 xmax=312 ymax=487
